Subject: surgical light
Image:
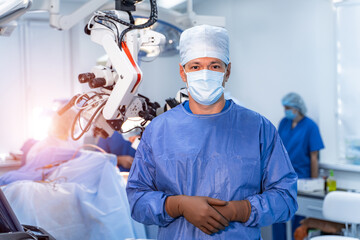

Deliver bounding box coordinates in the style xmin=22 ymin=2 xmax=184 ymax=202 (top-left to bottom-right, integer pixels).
xmin=0 ymin=0 xmax=31 ymax=36
xmin=0 ymin=0 xmax=31 ymax=25
xmin=135 ymin=17 xmax=182 ymax=60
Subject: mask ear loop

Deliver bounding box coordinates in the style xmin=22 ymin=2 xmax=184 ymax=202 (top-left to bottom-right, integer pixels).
xmin=182 ymin=65 xmax=190 ymax=90
xmin=182 ymin=65 xmax=188 ymax=74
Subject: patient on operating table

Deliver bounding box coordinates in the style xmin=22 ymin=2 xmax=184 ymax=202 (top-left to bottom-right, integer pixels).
xmin=0 ymin=108 xmax=80 ymax=185
xmin=0 ymin=109 xmax=146 ymax=240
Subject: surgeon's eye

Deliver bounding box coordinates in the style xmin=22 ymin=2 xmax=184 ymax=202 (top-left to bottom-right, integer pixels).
xmin=189 ymin=65 xmax=200 ymax=71
xmin=213 ymin=65 xmax=221 ymax=69
xmin=210 ymin=64 xmax=224 ymax=71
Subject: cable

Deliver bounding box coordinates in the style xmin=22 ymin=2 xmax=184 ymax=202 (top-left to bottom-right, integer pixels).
xmin=87 ymin=14 xmax=97 ymax=32
xmin=74 ymin=93 xmax=90 ymax=110
xmin=71 ymin=101 xmax=107 ymax=141
xmin=75 ymin=92 xmax=109 ymax=110
xmin=120 ymin=125 xmax=144 ymax=134
xmin=81 ymin=144 xmax=107 ymax=153
xmin=101 ymin=0 xmax=158 ymax=48
xmin=94 ymin=16 xmax=120 ymax=43
xmin=126 ymin=11 xmax=135 ymax=24
xmin=80 ymin=96 xmax=108 ymax=111
xmin=71 ymin=90 xmax=110 ymax=137
xmin=69 ymin=144 xmax=107 ymax=161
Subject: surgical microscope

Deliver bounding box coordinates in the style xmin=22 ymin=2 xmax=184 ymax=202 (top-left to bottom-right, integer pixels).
xmin=58 ymin=0 xmax=166 ymax=141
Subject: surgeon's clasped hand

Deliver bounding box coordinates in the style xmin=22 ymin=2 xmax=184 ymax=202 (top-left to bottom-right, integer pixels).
xmin=165 ymin=195 xmax=229 ymax=235
xmin=212 ymin=200 xmax=251 ymax=223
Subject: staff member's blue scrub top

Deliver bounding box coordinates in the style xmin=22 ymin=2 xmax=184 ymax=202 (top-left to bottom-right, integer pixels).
xmin=97 ymin=131 xmax=136 ymax=172
xmin=126 ymin=100 xmax=298 ymax=240
xmin=278 ymin=117 xmax=324 ymax=179
xmin=273 ymin=116 xmax=324 ymax=240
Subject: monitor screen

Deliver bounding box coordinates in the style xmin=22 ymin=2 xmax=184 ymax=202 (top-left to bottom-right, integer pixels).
xmin=0 ymin=189 xmax=23 ymax=233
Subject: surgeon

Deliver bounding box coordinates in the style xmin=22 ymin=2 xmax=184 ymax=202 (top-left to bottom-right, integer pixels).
xmin=126 ymin=24 xmax=298 ymax=239
xmin=273 ymin=92 xmax=324 ymax=240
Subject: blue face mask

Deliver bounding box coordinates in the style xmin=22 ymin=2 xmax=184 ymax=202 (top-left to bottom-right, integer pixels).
xmin=285 ymin=109 xmax=297 ymax=120
xmin=185 ymin=69 xmax=225 ymax=105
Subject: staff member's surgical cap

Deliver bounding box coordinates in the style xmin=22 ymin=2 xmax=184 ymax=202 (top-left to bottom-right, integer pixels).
xmin=179 ymin=24 xmax=229 ymax=66
xmin=282 ymin=92 xmax=307 ymax=115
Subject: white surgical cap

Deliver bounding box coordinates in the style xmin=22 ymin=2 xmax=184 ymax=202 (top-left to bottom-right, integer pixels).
xmin=179 ymin=25 xmax=229 ymax=66
xmin=282 ymin=92 xmax=307 ymax=115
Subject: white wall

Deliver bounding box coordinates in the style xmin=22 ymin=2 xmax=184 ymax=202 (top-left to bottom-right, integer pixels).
xmin=0 ymin=23 xmax=26 ymax=153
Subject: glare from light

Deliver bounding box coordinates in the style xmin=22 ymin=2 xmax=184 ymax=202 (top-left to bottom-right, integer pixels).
xmin=135 ymin=18 xmax=154 ymax=29
xmin=135 ymin=18 xmax=148 ymax=25
xmin=338 ymin=118 xmax=342 ymax=127
xmin=29 ymin=107 xmax=52 ymax=141
xmin=337 ymin=91 xmax=343 ymax=115
xmin=337 ymin=63 xmax=342 ymax=74
xmin=121 ymin=117 xmax=144 ymax=133
xmin=337 ymin=41 xmax=341 ymax=49
xmin=127 ymin=117 xmax=143 ymax=121
xmin=121 ymin=117 xmax=150 ymax=132
xmin=51 ymin=101 xmax=64 ymax=112
xmin=337 ymin=98 xmax=342 ymax=115
xmin=0 ymin=153 xmax=8 ymax=161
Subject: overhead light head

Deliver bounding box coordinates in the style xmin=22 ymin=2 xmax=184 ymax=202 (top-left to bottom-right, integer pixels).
xmin=135 ymin=17 xmax=182 ymax=60
xmin=0 ymin=0 xmax=32 ymax=26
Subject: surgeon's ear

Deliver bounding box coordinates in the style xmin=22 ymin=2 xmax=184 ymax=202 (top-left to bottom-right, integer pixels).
xmin=224 ymin=62 xmax=231 ymax=82
xmin=179 ymin=63 xmax=187 ymax=83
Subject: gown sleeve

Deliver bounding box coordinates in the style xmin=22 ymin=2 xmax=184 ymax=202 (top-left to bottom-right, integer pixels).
xmin=126 ymin=132 xmax=175 ymax=226
xmin=245 ymin=117 xmax=298 ymax=227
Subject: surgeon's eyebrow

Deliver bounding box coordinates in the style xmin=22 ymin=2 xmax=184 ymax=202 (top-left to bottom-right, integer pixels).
xmin=210 ymin=60 xmax=223 ymax=64
xmin=210 ymin=61 xmax=227 ymax=67
xmin=188 ymin=60 xmax=223 ymax=65
xmin=188 ymin=61 xmax=201 ymax=65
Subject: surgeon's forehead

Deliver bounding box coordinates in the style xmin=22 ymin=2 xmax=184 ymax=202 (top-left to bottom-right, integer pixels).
xmin=186 ymin=57 xmax=225 ymax=66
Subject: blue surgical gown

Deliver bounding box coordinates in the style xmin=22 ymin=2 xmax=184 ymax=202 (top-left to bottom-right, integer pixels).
xmin=126 ymin=100 xmax=298 ymax=239
xmin=97 ymin=131 xmax=136 ymax=172
xmin=278 ymin=117 xmax=324 ymax=179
